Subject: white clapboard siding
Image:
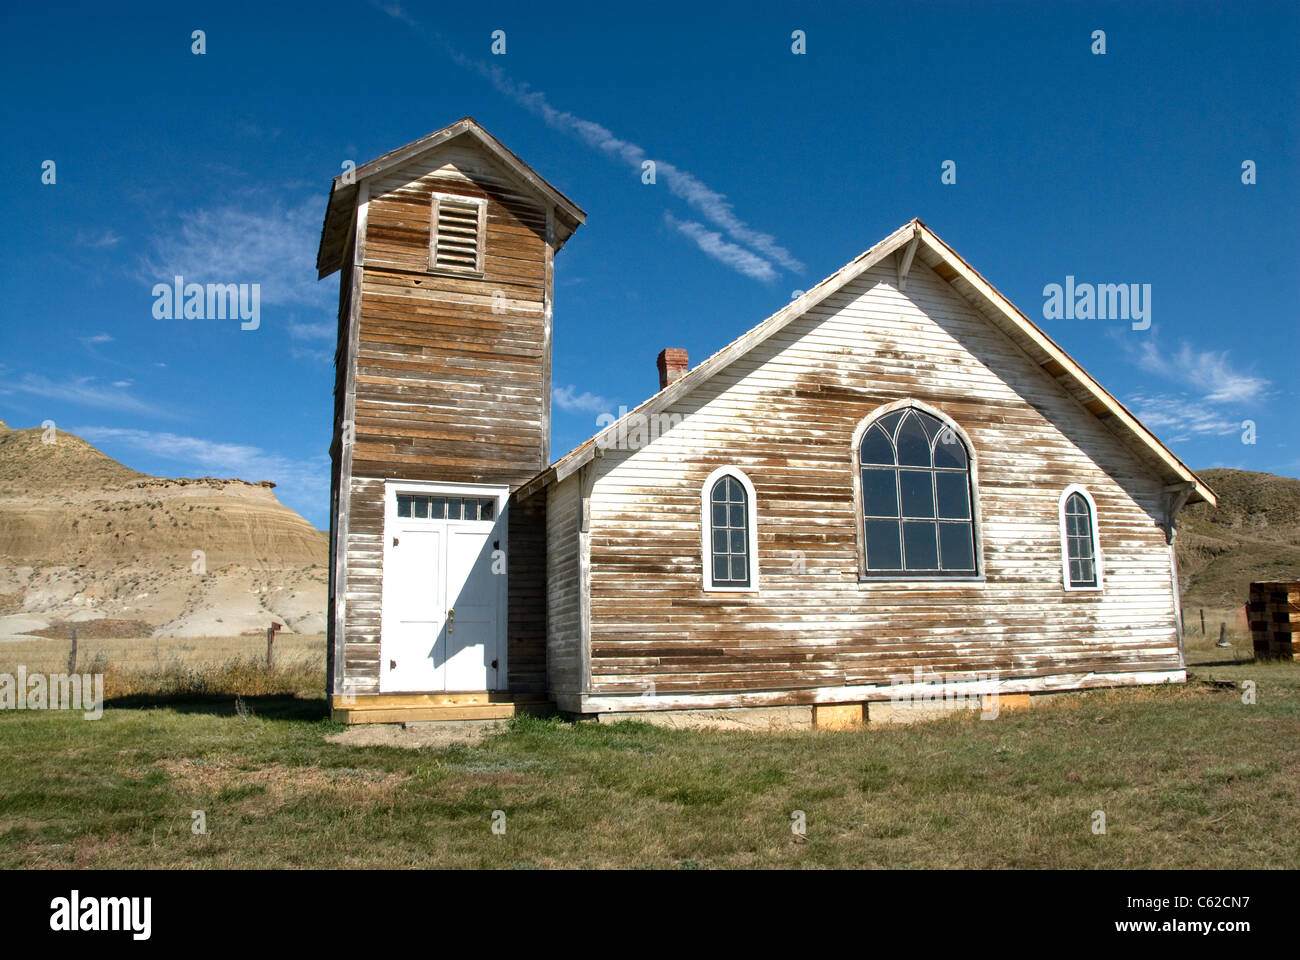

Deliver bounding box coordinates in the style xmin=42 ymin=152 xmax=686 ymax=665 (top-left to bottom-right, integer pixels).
xmin=552 ymin=257 xmax=1181 ymax=702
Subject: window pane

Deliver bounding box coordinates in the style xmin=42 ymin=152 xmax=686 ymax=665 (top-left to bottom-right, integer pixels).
xmin=933 ymin=429 xmax=967 ymax=469
xmin=713 ymin=502 xmax=727 ymax=527
xmin=859 ymin=425 xmax=895 ymax=465
xmin=713 ymin=556 xmax=729 ymax=581
xmin=903 ymin=520 xmax=939 ymax=569
xmin=1074 ymin=558 xmax=1096 ymax=586
xmin=478 ymin=499 xmax=494 ymax=521
xmin=915 ymin=408 xmax=946 ymax=442
xmin=861 ymin=468 xmax=898 ymax=517
xmin=899 ymin=470 xmax=935 ymax=518
xmin=938 ymin=522 xmax=975 ymax=571
xmin=865 ymin=519 xmax=902 ymax=570
xmin=935 ymin=473 xmax=970 ymax=519
xmin=412 ymin=496 xmax=429 ymax=519
xmin=731 ymin=556 xmax=748 ymax=583
xmin=729 ymin=503 xmax=745 ymax=526
xmin=397 ymin=495 xmax=412 ymax=518
xmin=730 ymin=529 xmax=746 ymax=554
xmin=876 ymin=410 xmax=905 ymax=438
xmin=713 ymin=529 xmax=728 ymax=553
xmin=896 ymin=413 xmax=932 ymax=466
xmin=445 ymin=497 xmax=462 ymax=520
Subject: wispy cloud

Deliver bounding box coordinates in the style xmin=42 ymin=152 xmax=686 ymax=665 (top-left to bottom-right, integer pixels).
xmin=1125 ymin=393 xmax=1242 ymax=443
xmin=80 ymin=332 xmax=114 ymax=345
xmin=7 ymin=374 xmax=170 ymax=418
xmin=552 ymin=384 xmax=610 ymax=414
xmin=73 ymin=426 xmax=329 ymax=524
xmin=75 ymin=229 xmax=122 ymax=249
xmin=664 ymin=213 xmax=778 ymax=282
xmin=1135 ymin=338 xmax=1268 ymax=405
xmin=141 ymin=196 xmax=327 ymax=310
xmin=370 ymin=5 xmax=802 ymax=281
xmin=466 ymin=61 xmax=804 ymax=277
xmin=1117 ymin=331 xmax=1269 ymax=445
xmin=368 ymin=0 xmax=415 ymax=26
xmin=289 ymin=320 xmax=334 ymax=340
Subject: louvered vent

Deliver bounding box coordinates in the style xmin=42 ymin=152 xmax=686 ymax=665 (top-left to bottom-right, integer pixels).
xmin=433 ymin=197 xmax=483 ymax=272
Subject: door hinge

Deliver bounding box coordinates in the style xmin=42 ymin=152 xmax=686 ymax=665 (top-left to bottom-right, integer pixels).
xmin=392 ymin=536 xmax=399 ymax=547
xmin=491 ymin=659 xmax=499 ymax=670
xmin=389 ymin=659 xmax=396 ymax=670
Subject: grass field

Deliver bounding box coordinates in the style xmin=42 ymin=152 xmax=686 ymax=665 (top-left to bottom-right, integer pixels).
xmin=0 ymin=623 xmax=1296 ymax=869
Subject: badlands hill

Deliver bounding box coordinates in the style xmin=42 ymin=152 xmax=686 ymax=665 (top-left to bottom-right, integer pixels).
xmin=1176 ymin=468 xmax=1300 ymax=610
xmin=0 ymin=419 xmax=327 ymax=638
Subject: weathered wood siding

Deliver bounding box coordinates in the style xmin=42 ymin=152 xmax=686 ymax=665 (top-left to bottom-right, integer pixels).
xmin=335 ymin=143 xmax=554 ymax=693
xmin=351 ymin=146 xmax=550 ymax=486
xmin=507 ymin=492 xmax=548 ymax=691
xmin=545 ymin=476 xmax=583 ymax=698
xmin=340 ymin=476 xmax=384 ymax=692
xmin=582 ymin=258 xmax=1180 ymax=702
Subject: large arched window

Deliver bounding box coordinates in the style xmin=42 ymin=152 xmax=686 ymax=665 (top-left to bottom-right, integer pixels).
xmin=1059 ymin=484 xmax=1103 ymax=591
xmin=701 ymin=467 xmax=759 ymax=592
xmin=856 ymin=404 xmax=979 ymax=578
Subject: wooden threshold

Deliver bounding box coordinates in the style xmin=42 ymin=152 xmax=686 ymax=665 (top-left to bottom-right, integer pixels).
xmin=331 ymin=691 xmax=554 ymax=725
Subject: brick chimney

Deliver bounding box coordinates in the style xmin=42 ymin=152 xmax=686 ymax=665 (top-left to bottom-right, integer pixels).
xmin=656 ymin=348 xmax=689 ymax=390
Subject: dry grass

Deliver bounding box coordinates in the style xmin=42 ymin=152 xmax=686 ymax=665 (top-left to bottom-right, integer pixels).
xmin=0 ymin=650 xmax=1295 ymax=869
xmin=0 ymin=632 xmax=325 ymax=675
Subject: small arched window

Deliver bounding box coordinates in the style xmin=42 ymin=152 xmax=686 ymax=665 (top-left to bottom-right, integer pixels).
xmin=856 ymin=404 xmax=978 ymax=578
xmin=702 ymin=468 xmax=759 ymax=592
xmin=1059 ymin=485 xmax=1102 ymax=590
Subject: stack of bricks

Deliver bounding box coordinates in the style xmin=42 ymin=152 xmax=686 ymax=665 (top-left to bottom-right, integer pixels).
xmin=1248 ymin=580 xmax=1299 ymax=660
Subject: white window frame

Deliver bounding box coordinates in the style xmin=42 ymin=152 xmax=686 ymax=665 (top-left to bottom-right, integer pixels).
xmin=701 ymin=466 xmax=760 ymax=593
xmin=429 ymin=192 xmax=487 ymax=276
xmin=850 ymin=398 xmax=985 ymax=583
xmin=1058 ymin=483 xmax=1104 ymax=592
xmin=381 ymin=479 xmax=510 ymax=687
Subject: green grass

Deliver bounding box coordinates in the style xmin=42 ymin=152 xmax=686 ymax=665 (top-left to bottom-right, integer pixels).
xmin=1 ymin=654 xmax=1297 ymax=869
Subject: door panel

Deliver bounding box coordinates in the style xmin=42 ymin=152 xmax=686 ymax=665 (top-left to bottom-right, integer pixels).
xmin=383 ymin=526 xmax=442 ymax=692
xmin=444 ymin=525 xmax=500 ymax=691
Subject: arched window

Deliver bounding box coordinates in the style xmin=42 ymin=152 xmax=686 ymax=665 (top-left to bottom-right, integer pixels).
xmin=856 ymin=404 xmax=978 ymax=578
xmin=701 ymin=467 xmax=759 ymax=592
xmin=1059 ymin=485 xmax=1102 ymax=590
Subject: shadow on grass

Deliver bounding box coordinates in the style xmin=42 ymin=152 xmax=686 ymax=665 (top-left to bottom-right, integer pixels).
xmin=104 ymin=693 xmax=329 ymax=722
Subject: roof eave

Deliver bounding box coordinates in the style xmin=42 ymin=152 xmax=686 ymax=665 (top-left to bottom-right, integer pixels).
xmin=315 ymin=117 xmax=587 ymax=279
xmin=532 ymin=218 xmax=1215 ymax=509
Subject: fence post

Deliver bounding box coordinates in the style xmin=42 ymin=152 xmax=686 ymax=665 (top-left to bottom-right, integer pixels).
xmin=1200 ymin=609 xmax=1206 ymax=636
xmin=68 ymin=628 xmax=78 ymax=674
xmin=266 ymin=626 xmax=274 ymax=668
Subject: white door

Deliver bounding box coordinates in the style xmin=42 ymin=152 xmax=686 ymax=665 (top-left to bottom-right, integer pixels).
xmin=380 ymin=485 xmax=507 ymax=693
xmin=383 ymin=523 xmax=444 ymax=693
xmin=445 ymin=524 xmax=501 ymax=690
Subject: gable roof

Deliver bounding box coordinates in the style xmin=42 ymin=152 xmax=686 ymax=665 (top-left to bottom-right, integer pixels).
xmin=316 ymin=117 xmax=586 ymax=279
xmin=520 ymin=218 xmax=1215 ymax=507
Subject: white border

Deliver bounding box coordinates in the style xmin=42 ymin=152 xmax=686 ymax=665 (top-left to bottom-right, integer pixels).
xmin=381 ymin=479 xmax=510 ymax=691
xmin=701 ymin=466 xmax=760 ymax=593
xmin=850 ymin=399 xmax=985 ymax=582
xmin=1058 ymin=483 xmax=1104 ymax=592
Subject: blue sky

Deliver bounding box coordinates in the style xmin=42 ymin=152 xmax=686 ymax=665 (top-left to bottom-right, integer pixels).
xmin=2 ymin=0 xmax=1296 ymax=529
